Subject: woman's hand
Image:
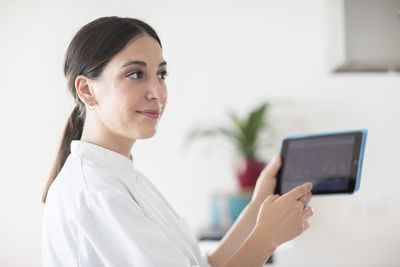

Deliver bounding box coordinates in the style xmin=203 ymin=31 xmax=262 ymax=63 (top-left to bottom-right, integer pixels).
xmin=251 ymin=154 xmax=281 ymax=205
xmin=255 ymin=182 xmax=313 ymax=248
xmin=214 ymin=182 xmax=313 ymax=267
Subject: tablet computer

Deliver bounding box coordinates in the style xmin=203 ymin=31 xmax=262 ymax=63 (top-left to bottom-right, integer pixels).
xmin=275 ymin=129 xmax=367 ymax=195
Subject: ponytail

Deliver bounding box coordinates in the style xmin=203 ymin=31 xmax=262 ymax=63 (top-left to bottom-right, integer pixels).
xmin=42 ymin=106 xmax=84 ymax=203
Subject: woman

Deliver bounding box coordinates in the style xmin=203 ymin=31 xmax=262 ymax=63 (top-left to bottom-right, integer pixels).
xmin=42 ymin=16 xmax=313 ymax=267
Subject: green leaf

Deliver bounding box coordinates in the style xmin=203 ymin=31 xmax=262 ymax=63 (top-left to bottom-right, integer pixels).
xmin=227 ymin=110 xmax=245 ymax=134
xmin=184 ymin=101 xmax=270 ymax=158
xmin=242 ymin=103 xmax=269 ymax=146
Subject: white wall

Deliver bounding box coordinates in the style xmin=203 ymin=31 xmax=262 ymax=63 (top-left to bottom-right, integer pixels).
xmin=1 ymin=0 xmax=399 ymax=266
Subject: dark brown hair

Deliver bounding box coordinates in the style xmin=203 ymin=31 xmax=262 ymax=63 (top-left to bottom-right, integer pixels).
xmin=42 ymin=16 xmax=162 ymax=203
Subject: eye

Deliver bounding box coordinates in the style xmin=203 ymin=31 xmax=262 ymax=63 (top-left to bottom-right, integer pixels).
xmin=157 ymin=70 xmax=168 ymax=80
xmin=127 ymin=71 xmax=144 ymax=80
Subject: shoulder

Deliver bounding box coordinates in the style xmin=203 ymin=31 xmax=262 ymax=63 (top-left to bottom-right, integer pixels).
xmin=47 ymin=153 xmax=136 ymax=209
xmin=73 ymin=153 xmax=133 ymax=193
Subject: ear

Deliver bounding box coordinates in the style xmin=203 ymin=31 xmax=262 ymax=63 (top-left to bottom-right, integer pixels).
xmin=75 ymin=75 xmax=96 ymax=106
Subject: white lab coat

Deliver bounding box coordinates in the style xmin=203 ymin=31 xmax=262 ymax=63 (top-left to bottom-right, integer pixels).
xmin=42 ymin=140 xmax=212 ymax=267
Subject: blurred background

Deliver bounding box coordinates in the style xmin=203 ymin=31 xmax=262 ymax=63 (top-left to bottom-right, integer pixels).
xmin=1 ymin=0 xmax=400 ymax=266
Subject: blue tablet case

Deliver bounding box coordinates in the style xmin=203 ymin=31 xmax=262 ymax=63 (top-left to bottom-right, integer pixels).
xmin=281 ymin=129 xmax=368 ymax=194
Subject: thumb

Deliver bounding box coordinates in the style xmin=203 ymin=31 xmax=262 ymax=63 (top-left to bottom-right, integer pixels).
xmin=261 ymin=155 xmax=282 ymax=177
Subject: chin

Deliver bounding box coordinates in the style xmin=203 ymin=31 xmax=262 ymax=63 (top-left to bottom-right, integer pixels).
xmin=138 ymin=128 xmax=157 ymax=139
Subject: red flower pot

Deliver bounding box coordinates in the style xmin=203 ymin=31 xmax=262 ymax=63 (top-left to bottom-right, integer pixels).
xmin=234 ymin=157 xmax=267 ymax=188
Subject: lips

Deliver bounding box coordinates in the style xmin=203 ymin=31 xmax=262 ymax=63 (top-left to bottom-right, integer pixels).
xmin=137 ymin=109 xmax=161 ymax=114
xmin=136 ymin=109 xmax=161 ymax=119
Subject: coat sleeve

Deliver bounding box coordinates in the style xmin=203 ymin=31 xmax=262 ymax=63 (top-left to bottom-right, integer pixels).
xmin=77 ymin=191 xmax=194 ymax=267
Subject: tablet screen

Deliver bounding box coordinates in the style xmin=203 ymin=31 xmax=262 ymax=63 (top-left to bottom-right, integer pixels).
xmin=277 ymin=131 xmax=365 ymax=194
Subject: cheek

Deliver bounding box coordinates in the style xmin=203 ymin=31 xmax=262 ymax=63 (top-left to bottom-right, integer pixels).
xmin=109 ymin=83 xmax=131 ymax=105
xmin=109 ymin=82 xmax=130 ymax=100
xmin=110 ymin=84 xmax=143 ymax=118
xmin=98 ymin=84 xmax=132 ymax=123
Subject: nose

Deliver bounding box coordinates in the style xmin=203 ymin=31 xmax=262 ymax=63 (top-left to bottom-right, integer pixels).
xmin=146 ymin=74 xmax=166 ymax=102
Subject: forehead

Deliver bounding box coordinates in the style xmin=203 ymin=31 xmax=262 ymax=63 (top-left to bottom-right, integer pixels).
xmin=111 ymin=34 xmax=163 ymax=65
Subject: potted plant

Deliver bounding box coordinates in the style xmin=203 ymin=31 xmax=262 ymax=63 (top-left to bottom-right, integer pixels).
xmin=185 ymin=102 xmax=271 ymax=189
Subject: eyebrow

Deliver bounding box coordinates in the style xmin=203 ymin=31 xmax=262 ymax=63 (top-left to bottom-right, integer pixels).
xmin=121 ymin=60 xmax=167 ymax=68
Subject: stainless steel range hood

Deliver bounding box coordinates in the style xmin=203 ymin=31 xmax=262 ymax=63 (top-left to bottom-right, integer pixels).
xmin=334 ymin=0 xmax=400 ymax=73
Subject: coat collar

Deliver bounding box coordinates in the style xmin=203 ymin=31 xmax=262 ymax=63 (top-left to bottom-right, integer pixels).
xmin=70 ymin=140 xmax=135 ymax=176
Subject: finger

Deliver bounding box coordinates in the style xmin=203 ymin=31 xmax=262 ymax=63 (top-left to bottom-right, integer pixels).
xmin=260 ymin=155 xmax=282 ymax=178
xmin=289 ymin=182 xmax=313 ymax=200
xmin=303 ymin=191 xmax=312 ymax=202
xmin=296 ymin=199 xmax=306 ymax=211
xmin=303 ymin=219 xmax=310 ymax=230
xmin=302 ymin=205 xmax=314 ymax=218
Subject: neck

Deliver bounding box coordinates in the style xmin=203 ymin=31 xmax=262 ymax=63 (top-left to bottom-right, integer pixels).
xmin=80 ymin=116 xmax=135 ymax=159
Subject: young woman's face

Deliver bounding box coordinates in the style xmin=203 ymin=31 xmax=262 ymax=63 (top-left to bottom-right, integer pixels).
xmin=90 ymin=34 xmax=167 ymax=140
